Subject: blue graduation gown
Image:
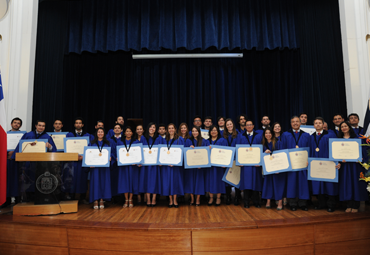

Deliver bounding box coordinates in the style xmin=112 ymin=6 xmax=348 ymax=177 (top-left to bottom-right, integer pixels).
xmin=206 ymin=138 xmax=227 ymax=194
xmin=111 ymin=138 xmax=140 ymax=194
xmin=262 ymin=141 xmax=287 ymax=200
xmin=282 ymin=130 xmax=311 ymax=200
xmin=107 ymin=129 xmax=123 ymax=139
xmin=88 ymin=140 xmax=112 ymax=202
xmin=66 ymin=131 xmax=90 ymax=194
xmin=184 ymin=138 xmax=210 ymax=195
xmin=353 ymin=126 xmax=364 ymax=136
xmin=236 ymin=130 xmax=263 ymax=191
xmin=160 ymin=137 xmax=185 ymax=196
xmin=11 ymin=131 xmax=57 ymax=193
xmin=139 ymin=136 xmax=162 ymax=194
xmin=309 ymin=130 xmax=338 ymax=196
xmin=339 ymin=137 xmax=369 ymax=202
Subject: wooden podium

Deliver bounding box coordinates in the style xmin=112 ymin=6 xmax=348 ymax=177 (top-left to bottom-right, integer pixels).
xmin=14 ymin=152 xmax=79 ymax=216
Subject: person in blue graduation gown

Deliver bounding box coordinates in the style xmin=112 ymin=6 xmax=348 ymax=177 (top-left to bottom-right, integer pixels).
xmin=309 ymin=117 xmax=340 ymax=212
xmin=135 ymin=124 xmax=145 ymax=204
xmin=331 ymin=114 xmax=344 ymax=137
xmin=11 ymin=120 xmax=57 ymax=196
xmin=272 ymin=122 xmax=283 ymax=142
xmin=262 ymin=128 xmax=286 ymax=210
xmin=207 ymin=125 xmax=227 ymax=206
xmin=337 ymin=121 xmax=369 ymax=212
xmin=107 ymin=116 xmax=124 ymax=138
xmin=282 ymin=116 xmax=311 ymax=211
xmin=217 ymin=116 xmax=226 ymax=137
xmin=160 ymin=123 xmax=185 ymax=208
xmin=66 ymin=117 xmax=90 ymax=203
xmin=107 ymin=123 xmax=123 ymax=201
xmin=348 ymin=113 xmax=364 ymax=136
xmin=90 ymin=120 xmax=104 ymax=142
xmin=223 ymin=118 xmax=239 ymax=205
xmin=88 ymin=128 xmax=111 ymax=209
xmin=184 ymin=126 xmax=210 ymax=206
xmin=6 ymin=117 xmax=23 ymax=205
xmin=140 ymin=122 xmax=162 ymax=207
xmin=236 ymin=119 xmax=263 ymax=208
xmin=111 ymin=126 xmax=141 ymax=208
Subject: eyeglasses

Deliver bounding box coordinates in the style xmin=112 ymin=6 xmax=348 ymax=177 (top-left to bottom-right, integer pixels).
xmin=194 ymin=120 xmax=201 ymax=122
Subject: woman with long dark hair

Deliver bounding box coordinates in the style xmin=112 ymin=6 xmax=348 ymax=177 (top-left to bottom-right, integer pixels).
xmin=261 ymin=128 xmax=286 ymax=210
xmin=139 ymin=122 xmax=162 ymax=206
xmin=184 ymin=126 xmax=210 ymax=206
xmin=337 ymin=121 xmax=369 ymax=213
xmin=89 ymin=127 xmax=111 ymax=209
xmin=160 ymin=123 xmax=185 ymax=208
xmin=207 ymin=125 xmax=227 ymax=206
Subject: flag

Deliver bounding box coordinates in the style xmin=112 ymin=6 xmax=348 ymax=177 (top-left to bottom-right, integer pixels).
xmin=0 ymin=69 xmax=7 ymax=205
xmin=364 ymin=98 xmax=370 ymax=136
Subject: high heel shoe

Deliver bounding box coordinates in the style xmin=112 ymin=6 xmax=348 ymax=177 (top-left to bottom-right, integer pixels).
xmin=174 ymin=204 xmax=179 ymax=208
xmin=168 ymin=204 xmax=173 ymax=208
xmin=208 ymin=197 xmax=214 ymax=206
xmin=215 ymin=198 xmax=221 ymax=206
xmin=123 ymin=200 xmax=129 ymax=208
xmin=93 ymin=201 xmax=99 ymax=210
xmin=99 ymin=200 xmax=105 ymax=209
xmin=128 ymin=200 xmax=134 ymax=208
xmin=151 ymin=203 xmax=156 ymax=207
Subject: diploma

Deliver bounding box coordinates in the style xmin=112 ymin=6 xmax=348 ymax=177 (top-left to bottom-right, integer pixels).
xmin=48 ymin=132 xmax=68 ymax=152
xmin=82 ymin=146 xmax=111 ymax=167
xmin=210 ymin=145 xmax=235 ymax=168
xmin=329 ymin=138 xmax=361 ymax=162
xmin=288 ymin=147 xmax=310 ymax=171
xmin=236 ymin=145 xmax=263 ymax=166
xmin=64 ymin=137 xmax=90 ymax=155
xmin=19 ymin=139 xmax=48 ymax=153
xmin=117 ymin=144 xmax=143 ymax=166
xmin=142 ymin=145 xmax=159 ymax=165
xmin=200 ymin=129 xmax=210 ymax=139
xmin=184 ymin=146 xmax=211 ymax=169
xmin=7 ymin=131 xmax=26 ymax=151
xmin=308 ymin=158 xmax=338 ymax=183
xmin=222 ymin=161 xmax=241 ymax=188
xmin=262 ymin=149 xmax=292 ymax=175
xmin=158 ymin=145 xmax=184 ymax=166
xmin=299 ymin=125 xmax=316 ymax=135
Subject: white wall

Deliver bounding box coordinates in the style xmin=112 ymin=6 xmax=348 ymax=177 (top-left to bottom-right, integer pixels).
xmin=339 ymin=0 xmax=370 ymax=126
xmin=0 ymin=0 xmax=38 ymax=131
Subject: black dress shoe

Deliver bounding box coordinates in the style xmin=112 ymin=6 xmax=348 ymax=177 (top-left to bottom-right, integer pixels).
xmin=315 ymin=206 xmax=325 ymax=210
xmin=255 ymin=204 xmax=261 ymax=208
xmin=244 ymin=203 xmax=250 ymax=208
xmin=291 ymin=206 xmax=297 ymax=211
xmin=300 ymin=206 xmax=308 ymax=211
xmin=168 ymin=204 xmax=173 ymax=208
xmin=226 ymin=195 xmax=231 ymax=205
xmin=234 ymin=198 xmax=240 ymax=206
xmin=327 ymin=208 xmax=335 ymax=212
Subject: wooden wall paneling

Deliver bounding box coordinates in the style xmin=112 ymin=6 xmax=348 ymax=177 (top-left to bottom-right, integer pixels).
xmin=0 ymin=242 xmax=69 ymax=255
xmin=315 ymin=238 xmax=370 ymax=255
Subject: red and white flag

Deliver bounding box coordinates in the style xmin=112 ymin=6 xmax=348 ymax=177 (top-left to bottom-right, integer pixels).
xmin=0 ymin=68 xmax=7 ymax=205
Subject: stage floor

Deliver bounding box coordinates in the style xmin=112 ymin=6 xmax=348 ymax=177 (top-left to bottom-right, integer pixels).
xmin=1 ymin=200 xmax=370 ymax=254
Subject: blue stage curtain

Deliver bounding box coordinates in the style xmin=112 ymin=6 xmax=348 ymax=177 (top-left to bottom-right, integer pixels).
xmin=67 ymin=0 xmax=298 ymax=54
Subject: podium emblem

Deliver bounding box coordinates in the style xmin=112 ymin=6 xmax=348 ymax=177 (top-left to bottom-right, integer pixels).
xmin=36 ymin=171 xmax=58 ymax=194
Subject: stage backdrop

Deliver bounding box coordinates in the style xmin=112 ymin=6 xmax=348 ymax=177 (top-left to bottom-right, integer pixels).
xmin=33 ymin=0 xmax=346 ymax=134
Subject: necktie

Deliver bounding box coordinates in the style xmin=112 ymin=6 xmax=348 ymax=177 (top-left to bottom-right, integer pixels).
xmin=295 ymin=131 xmax=298 ymax=134
xmin=318 ymin=133 xmax=321 ymax=135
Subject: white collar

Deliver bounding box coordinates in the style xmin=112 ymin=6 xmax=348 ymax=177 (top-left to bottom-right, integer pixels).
xmin=292 ymin=129 xmax=300 ymax=133
xmin=335 ymin=126 xmax=339 ymax=130
xmin=75 ymin=129 xmax=83 ymax=134
xmin=316 ymin=130 xmax=323 ymax=135
xmin=247 ymin=131 xmax=254 ymax=136
xmin=352 ymin=125 xmax=359 ymax=129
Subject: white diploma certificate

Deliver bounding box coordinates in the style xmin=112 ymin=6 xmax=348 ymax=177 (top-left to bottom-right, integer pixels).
xmin=7 ymin=133 xmax=24 ymax=151
xmin=224 ymin=161 xmax=241 ymax=187
xmin=49 ymin=134 xmax=66 ymax=151
xmin=309 ymin=160 xmax=337 ymax=181
xmin=65 ymin=139 xmax=88 ymax=155
xmin=210 ymin=147 xmax=233 ymax=167
xmin=331 ymin=141 xmax=360 ymax=160
xmin=84 ymin=148 xmax=109 ymax=166
xmin=118 ymin=145 xmax=143 ymax=165
xmin=289 ymin=149 xmax=309 ymax=171
xmin=21 ymin=141 xmax=47 ymax=153
xmin=262 ymin=151 xmax=291 ymax=174
xmin=200 ymin=129 xmax=210 ymax=139
xmin=158 ymin=146 xmax=183 ymax=166
xmin=185 ymin=148 xmax=210 ymax=167
xmin=143 ymin=147 xmax=159 ymax=165
xmin=237 ymin=147 xmax=261 ymax=165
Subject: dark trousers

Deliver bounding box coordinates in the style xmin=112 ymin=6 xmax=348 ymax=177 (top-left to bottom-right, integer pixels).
xmin=244 ymin=189 xmax=260 ymax=205
xmin=289 ymin=198 xmax=307 ymax=207
xmin=318 ymin=194 xmax=336 ymax=209
xmin=347 ymin=200 xmax=360 ymax=209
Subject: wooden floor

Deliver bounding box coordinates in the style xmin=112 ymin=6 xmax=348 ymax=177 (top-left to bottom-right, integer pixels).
xmin=1 ymin=200 xmax=370 ymax=254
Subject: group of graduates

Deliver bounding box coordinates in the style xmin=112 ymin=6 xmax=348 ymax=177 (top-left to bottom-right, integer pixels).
xmin=5 ymin=112 xmax=369 ymax=213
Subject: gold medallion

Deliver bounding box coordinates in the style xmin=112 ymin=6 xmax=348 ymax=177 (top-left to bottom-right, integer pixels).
xmin=126 ymin=153 xmax=130 ymax=156
xmin=167 ymin=150 xmax=171 ymax=154
xmin=269 ymin=156 xmax=273 ymax=160
xmin=99 ymin=153 xmax=102 ymax=157
xmin=249 ymin=147 xmax=253 ymax=151
xmin=315 ymin=148 xmax=320 ymax=152
xmin=296 ymin=145 xmax=299 ymax=148
xmin=149 ymin=150 xmax=152 ymax=154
